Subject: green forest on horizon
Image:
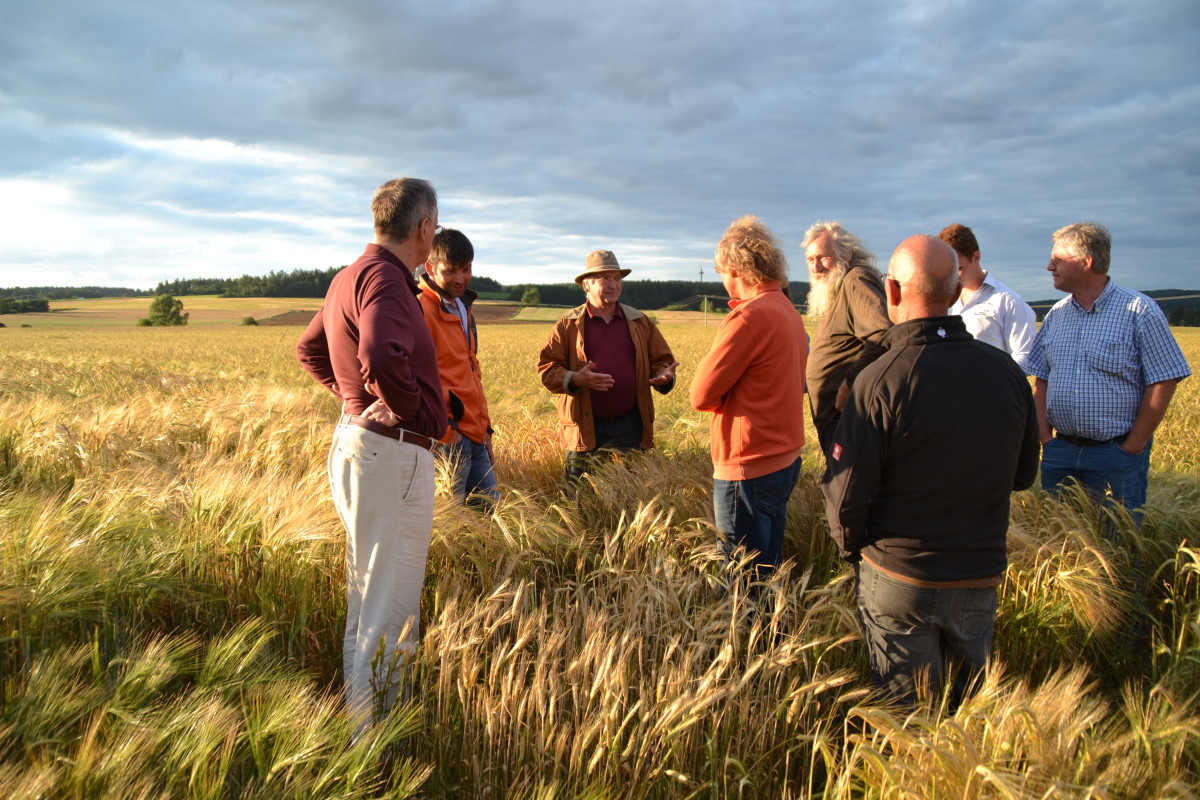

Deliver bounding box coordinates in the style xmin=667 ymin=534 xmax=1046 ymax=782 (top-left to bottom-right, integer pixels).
xmin=4 ymin=271 xmax=1200 ymax=323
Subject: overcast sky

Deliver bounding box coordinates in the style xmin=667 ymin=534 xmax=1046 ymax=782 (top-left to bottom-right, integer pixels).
xmin=2 ymin=0 xmax=1197 ymax=300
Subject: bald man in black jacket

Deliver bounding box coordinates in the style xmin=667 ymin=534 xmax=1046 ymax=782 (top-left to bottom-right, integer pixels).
xmin=822 ymin=234 xmax=1039 ymax=709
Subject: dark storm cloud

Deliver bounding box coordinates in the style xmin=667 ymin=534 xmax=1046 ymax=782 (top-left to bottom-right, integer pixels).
xmin=1 ymin=0 xmax=1197 ymax=297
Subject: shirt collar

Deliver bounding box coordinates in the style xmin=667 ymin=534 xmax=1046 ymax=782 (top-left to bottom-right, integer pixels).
xmin=585 ymin=302 xmax=625 ymax=320
xmin=365 ymin=244 xmax=418 ymax=295
xmin=727 ymin=280 xmax=781 ymax=310
xmin=882 ymin=315 xmax=970 ymax=347
xmin=1070 ymin=276 xmax=1114 ymax=312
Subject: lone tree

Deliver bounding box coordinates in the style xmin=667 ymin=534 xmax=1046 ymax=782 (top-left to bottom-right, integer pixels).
xmin=521 ymin=286 xmax=541 ymax=306
xmin=138 ymin=294 xmax=189 ymax=326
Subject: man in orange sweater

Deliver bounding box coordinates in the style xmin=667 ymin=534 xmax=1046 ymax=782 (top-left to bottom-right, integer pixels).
xmin=691 ymin=216 xmax=809 ymax=581
xmin=418 ymin=228 xmax=498 ymax=507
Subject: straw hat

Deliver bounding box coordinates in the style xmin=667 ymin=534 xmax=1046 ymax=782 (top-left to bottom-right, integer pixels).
xmin=574 ymin=250 xmax=632 ymax=284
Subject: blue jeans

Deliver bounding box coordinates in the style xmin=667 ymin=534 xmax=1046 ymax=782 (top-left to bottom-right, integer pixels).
xmin=1040 ymin=436 xmax=1151 ymax=525
xmin=564 ymin=409 xmax=643 ymax=485
xmin=856 ymin=559 xmax=997 ymax=709
xmin=442 ymin=435 xmax=498 ymax=508
xmin=713 ymin=455 xmax=803 ymax=580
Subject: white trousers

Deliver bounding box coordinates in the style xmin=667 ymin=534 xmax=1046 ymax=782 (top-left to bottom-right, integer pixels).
xmin=327 ymin=423 xmax=434 ymax=728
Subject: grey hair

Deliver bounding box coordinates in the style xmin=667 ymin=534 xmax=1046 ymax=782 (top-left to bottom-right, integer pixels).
xmin=801 ymin=220 xmax=877 ymax=271
xmin=372 ymin=178 xmax=437 ymax=241
xmin=1053 ymin=222 xmax=1111 ymax=275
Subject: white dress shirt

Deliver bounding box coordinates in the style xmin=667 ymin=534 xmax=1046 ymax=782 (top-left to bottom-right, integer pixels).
xmin=950 ymin=272 xmax=1037 ymax=361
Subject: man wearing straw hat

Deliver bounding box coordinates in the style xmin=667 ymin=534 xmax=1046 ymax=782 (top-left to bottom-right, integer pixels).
xmin=537 ymin=250 xmax=680 ymax=485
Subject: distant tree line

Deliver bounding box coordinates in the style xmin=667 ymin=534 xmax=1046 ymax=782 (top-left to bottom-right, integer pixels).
xmin=9 ymin=269 xmax=1199 ymax=323
xmin=505 ymin=280 xmax=813 ymax=309
xmin=151 ymin=268 xmax=507 ymax=299
xmin=0 ymin=273 xmax=802 ymax=312
xmin=469 ymin=276 xmax=504 ymax=293
xmin=155 ymin=268 xmax=345 ymax=298
xmin=1151 ymin=291 xmax=1200 ymax=327
xmin=1168 ymin=305 xmax=1200 ymax=326
xmin=0 ymin=286 xmax=150 ymax=300
xmin=1029 ymin=289 xmax=1200 ymax=326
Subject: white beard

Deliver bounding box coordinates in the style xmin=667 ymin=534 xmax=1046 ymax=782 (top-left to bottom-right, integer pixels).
xmin=806 ymin=268 xmax=846 ymax=318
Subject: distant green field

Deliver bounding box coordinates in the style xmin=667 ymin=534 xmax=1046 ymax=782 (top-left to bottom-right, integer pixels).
xmin=1 ymin=296 xmax=726 ymax=328
xmin=0 ymin=296 xmax=321 ymax=327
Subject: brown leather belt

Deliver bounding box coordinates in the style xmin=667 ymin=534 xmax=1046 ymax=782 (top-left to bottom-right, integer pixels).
xmin=338 ymin=414 xmax=434 ymax=451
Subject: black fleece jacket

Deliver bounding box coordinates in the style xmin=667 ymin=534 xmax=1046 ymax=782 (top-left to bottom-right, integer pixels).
xmin=821 ymin=316 xmax=1039 ymax=582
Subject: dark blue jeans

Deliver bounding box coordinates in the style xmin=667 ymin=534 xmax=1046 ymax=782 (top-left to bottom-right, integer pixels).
xmin=855 ymin=560 xmax=997 ymax=709
xmin=1040 ymin=436 xmax=1151 ymax=526
xmin=564 ymin=409 xmax=643 ymax=485
xmin=713 ymin=455 xmax=803 ymax=581
xmin=441 ymin=435 xmax=498 ymax=509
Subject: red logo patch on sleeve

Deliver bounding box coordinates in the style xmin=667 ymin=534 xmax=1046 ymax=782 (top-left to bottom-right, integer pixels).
xmin=832 ymin=443 xmax=842 ymax=461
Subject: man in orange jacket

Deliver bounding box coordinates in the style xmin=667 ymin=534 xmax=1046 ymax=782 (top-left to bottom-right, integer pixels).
xmin=691 ymin=216 xmax=808 ymax=582
xmin=418 ymin=228 xmax=498 ymax=507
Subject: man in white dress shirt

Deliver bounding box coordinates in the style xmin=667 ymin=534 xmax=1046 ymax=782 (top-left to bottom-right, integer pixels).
xmin=939 ymin=223 xmax=1036 ymax=362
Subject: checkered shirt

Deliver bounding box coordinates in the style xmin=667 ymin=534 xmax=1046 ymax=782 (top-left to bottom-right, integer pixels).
xmin=1020 ymin=280 xmax=1191 ymax=440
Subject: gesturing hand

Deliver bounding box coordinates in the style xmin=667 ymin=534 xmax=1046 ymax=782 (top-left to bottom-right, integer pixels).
xmin=571 ymin=361 xmax=615 ymax=391
xmin=649 ymin=361 xmax=680 ymax=385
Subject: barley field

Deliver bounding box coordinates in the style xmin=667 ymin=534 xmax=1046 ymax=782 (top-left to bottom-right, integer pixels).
xmin=0 ymin=313 xmax=1197 ymax=799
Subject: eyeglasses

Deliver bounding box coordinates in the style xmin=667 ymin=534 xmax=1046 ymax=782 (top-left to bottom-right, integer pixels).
xmin=592 ymin=275 xmax=623 ymax=285
xmin=434 ymin=224 xmax=444 ymax=235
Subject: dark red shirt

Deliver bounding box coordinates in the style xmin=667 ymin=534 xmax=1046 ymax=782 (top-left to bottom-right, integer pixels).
xmin=296 ymin=244 xmax=447 ymax=439
xmin=583 ymin=303 xmax=636 ymax=418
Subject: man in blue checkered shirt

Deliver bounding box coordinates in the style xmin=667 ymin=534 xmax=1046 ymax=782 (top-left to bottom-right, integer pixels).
xmin=1020 ymin=222 xmax=1191 ymax=524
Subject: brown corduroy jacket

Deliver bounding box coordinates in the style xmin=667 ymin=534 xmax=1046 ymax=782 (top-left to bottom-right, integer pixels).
xmin=537 ymin=303 xmax=676 ymax=452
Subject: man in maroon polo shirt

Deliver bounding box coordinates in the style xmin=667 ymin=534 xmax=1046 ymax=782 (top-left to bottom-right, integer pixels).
xmin=537 ymin=250 xmax=679 ymax=485
xmin=296 ymin=177 xmax=447 ymax=732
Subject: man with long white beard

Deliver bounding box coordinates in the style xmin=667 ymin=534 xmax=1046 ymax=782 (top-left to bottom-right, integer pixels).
xmin=802 ymin=221 xmax=891 ymax=458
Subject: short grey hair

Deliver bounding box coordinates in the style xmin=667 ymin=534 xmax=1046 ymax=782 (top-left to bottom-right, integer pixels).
xmin=1053 ymin=222 xmax=1111 ymax=275
xmin=372 ymin=178 xmax=437 ymax=241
